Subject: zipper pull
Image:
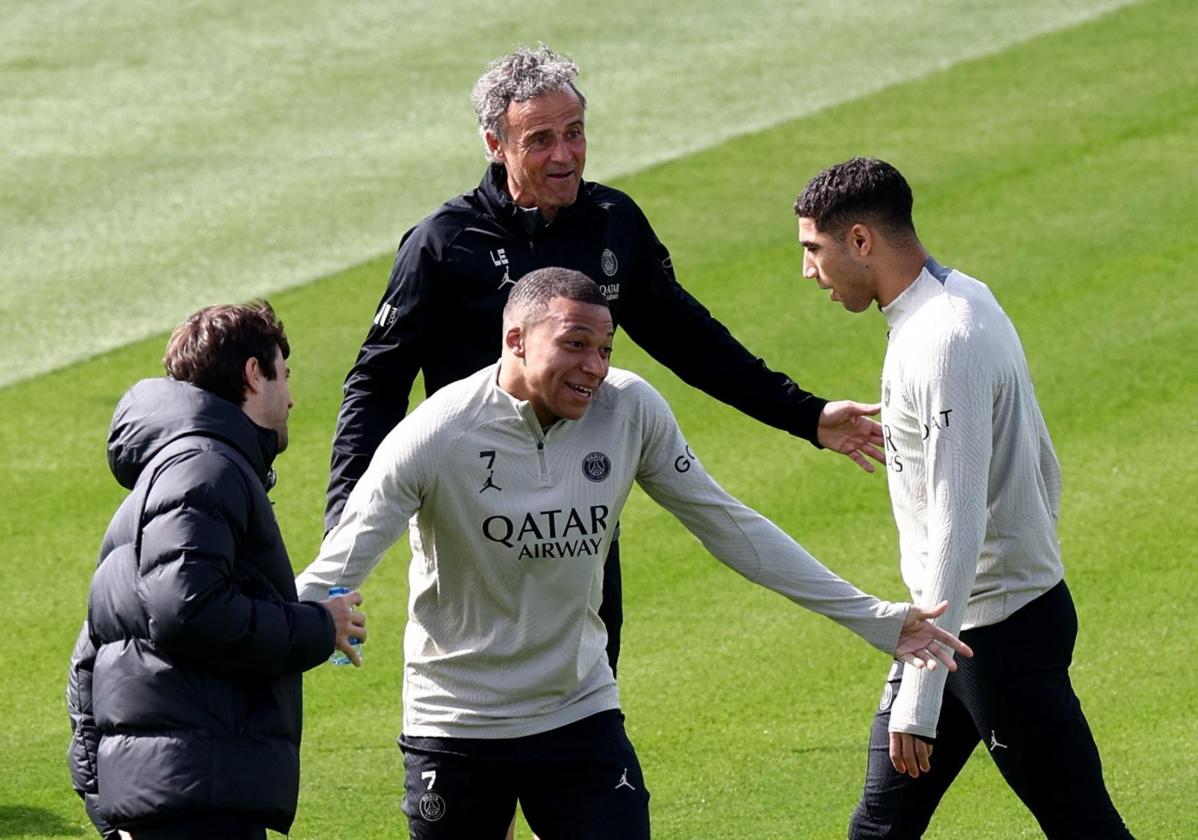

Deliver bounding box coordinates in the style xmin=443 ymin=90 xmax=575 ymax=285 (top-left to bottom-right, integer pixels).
xmin=536 ymin=440 xmax=551 ymax=487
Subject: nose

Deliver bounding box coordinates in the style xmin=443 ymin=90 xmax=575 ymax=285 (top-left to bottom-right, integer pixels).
xmin=580 ymin=347 xmax=607 ymax=377
xmin=550 ymin=137 xmax=574 ymax=164
xmin=802 ymin=250 xmax=817 ymax=279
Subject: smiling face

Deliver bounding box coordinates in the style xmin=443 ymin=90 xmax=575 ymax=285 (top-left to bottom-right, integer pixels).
xmin=797 ymin=216 xmax=878 ymax=313
xmin=502 ymin=295 xmax=613 ymax=426
xmin=486 ymin=87 xmax=586 ymax=222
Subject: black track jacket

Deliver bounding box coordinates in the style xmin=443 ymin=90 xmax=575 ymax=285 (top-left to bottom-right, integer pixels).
xmin=325 ymin=163 xmax=826 ymax=529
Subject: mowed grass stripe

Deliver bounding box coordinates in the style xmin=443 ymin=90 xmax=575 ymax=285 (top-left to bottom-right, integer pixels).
xmin=0 ymin=0 xmax=1141 ymax=388
xmin=1 ymin=0 xmax=1193 ymax=836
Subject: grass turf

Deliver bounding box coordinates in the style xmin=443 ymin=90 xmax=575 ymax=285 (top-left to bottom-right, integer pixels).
xmin=0 ymin=0 xmax=1137 ymax=388
xmin=1 ymin=0 xmax=1195 ymax=836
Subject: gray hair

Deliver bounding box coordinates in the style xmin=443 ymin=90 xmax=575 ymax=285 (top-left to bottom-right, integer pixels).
xmin=471 ymin=44 xmax=588 ymax=162
xmin=502 ymin=267 xmax=608 ymax=329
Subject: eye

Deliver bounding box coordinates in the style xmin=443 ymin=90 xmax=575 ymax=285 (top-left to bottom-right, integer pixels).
xmin=599 ymin=346 xmax=612 ymax=359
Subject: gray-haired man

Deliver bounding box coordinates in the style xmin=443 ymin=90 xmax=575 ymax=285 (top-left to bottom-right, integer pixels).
xmin=326 ymin=44 xmax=886 ymax=687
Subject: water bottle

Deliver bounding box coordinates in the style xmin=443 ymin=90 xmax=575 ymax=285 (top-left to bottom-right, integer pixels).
xmin=328 ymin=586 xmax=362 ymax=665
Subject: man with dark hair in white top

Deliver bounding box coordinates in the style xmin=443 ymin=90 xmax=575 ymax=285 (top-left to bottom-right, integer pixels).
xmin=795 ymin=157 xmax=1134 ymax=839
xmin=296 ymin=266 xmax=973 ymax=839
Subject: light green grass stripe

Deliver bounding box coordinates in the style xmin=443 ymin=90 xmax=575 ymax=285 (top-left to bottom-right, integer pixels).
xmin=1 ymin=0 xmax=1140 ymax=388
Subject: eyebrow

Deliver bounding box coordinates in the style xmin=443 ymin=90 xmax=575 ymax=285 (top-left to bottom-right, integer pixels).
xmin=523 ymin=117 xmax=585 ymax=137
xmin=559 ymin=322 xmax=615 ymax=337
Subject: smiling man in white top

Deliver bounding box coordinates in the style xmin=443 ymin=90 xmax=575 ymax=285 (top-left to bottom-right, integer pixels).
xmin=296 ymin=266 xmax=973 ymax=839
xmin=795 ymin=157 xmax=1134 ymax=840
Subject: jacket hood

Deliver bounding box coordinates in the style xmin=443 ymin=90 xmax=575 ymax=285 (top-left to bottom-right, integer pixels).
xmin=107 ymin=378 xmax=278 ymax=490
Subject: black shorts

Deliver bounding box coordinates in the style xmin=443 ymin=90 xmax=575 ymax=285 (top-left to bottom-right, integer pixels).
xmin=849 ymin=581 xmax=1134 ymax=839
xmin=399 ymin=709 xmax=650 ymax=840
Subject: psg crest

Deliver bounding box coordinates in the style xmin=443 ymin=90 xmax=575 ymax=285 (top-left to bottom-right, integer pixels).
xmin=601 ymin=248 xmax=619 ymax=277
xmin=582 ymin=452 xmax=611 ymax=482
xmin=419 ymin=791 xmax=446 ymax=822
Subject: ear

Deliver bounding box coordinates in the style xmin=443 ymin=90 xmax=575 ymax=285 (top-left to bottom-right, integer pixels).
xmin=504 ymin=325 xmax=525 ymax=358
xmin=243 ymin=356 xmax=265 ymax=396
xmin=484 ymin=129 xmax=505 ymax=162
xmin=848 ymin=223 xmax=875 ymax=257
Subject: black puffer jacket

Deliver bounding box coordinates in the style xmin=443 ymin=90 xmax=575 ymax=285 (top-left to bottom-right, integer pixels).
xmin=67 ymin=378 xmax=335 ymax=835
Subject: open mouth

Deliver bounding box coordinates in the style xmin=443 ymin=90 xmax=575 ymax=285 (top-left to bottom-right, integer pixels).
xmin=567 ymin=383 xmax=594 ymax=398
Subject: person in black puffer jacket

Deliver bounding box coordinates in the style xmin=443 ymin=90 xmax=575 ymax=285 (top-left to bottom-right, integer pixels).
xmin=67 ymin=301 xmax=367 ymax=840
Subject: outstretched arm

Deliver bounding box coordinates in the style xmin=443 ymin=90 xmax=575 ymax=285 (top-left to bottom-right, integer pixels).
xmin=300 ymin=405 xmax=430 ymax=603
xmin=617 ymin=203 xmax=827 ymax=443
xmin=631 ymin=378 xmax=972 ymax=659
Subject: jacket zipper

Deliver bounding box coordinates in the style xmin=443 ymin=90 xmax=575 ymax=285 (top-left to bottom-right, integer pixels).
xmin=535 ymin=441 xmax=550 ymax=487
xmin=518 ymin=405 xmax=553 ymax=487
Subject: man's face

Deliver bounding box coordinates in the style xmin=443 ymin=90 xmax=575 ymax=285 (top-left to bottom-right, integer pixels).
xmin=797 ymin=217 xmax=876 ymax=313
xmin=487 ymin=87 xmax=586 ymax=221
xmin=259 ymin=345 xmax=293 ymax=452
xmin=511 ymin=296 xmax=613 ymax=426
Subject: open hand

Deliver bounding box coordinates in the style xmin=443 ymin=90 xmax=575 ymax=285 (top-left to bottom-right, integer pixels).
xmin=817 ymin=400 xmax=885 ymax=473
xmin=894 ymin=601 xmax=972 ymax=671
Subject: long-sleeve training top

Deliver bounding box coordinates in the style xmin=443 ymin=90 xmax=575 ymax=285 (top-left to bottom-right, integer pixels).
xmin=881 ymin=260 xmax=1064 ymax=738
xmin=298 ymin=364 xmax=909 ymax=739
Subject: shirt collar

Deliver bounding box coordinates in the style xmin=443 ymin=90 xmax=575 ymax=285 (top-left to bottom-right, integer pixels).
xmin=881 ymin=257 xmax=950 ymax=332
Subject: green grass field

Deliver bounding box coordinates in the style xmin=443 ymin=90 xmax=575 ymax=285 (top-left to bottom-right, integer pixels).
xmin=2 ymin=0 xmax=1196 ymax=836
xmin=1 ymin=0 xmax=1137 ymax=388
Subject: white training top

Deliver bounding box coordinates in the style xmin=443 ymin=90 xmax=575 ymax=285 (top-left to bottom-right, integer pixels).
xmin=297 ymin=363 xmax=908 ymax=738
xmin=880 ymin=261 xmax=1064 ymax=738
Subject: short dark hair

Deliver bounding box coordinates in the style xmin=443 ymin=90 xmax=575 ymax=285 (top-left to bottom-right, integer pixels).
xmin=163 ymin=300 xmax=289 ymax=405
xmin=795 ymin=157 xmax=916 ymax=241
xmin=503 ymin=267 xmax=609 ymax=328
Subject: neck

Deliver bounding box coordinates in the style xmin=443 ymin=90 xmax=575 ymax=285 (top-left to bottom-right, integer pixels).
xmin=876 ymin=244 xmax=931 ymax=308
xmin=498 ymin=359 xmax=560 ymax=428
xmin=509 ymin=189 xmax=557 ymax=223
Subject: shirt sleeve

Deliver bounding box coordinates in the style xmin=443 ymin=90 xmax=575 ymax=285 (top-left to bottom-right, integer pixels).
xmin=1037 ymin=410 xmax=1062 ymax=526
xmin=889 ymin=338 xmax=993 ymax=738
xmin=325 ymin=225 xmax=437 ymax=531
xmin=616 ymin=202 xmax=827 ymax=444
xmin=630 ymin=379 xmax=906 ymax=653
xmin=300 ymin=407 xmax=431 ymax=602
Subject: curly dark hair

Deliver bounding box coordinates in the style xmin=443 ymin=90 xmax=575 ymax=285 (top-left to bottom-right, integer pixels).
xmin=795 ymin=157 xmax=917 ymax=242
